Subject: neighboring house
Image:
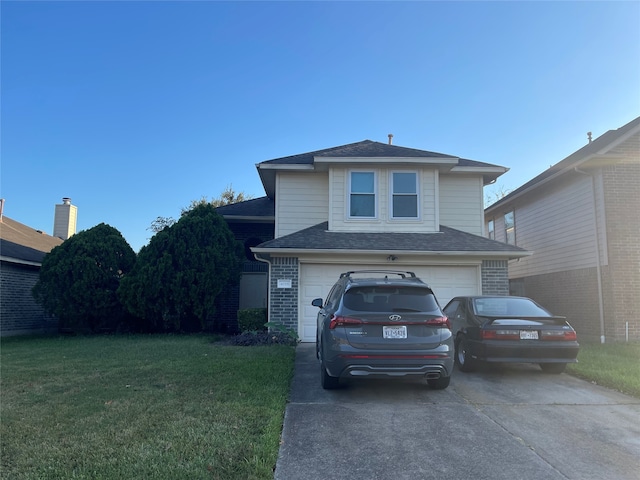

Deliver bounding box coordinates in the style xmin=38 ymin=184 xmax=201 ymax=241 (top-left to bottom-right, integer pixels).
xmin=485 ymin=116 xmax=640 ymax=343
xmin=0 ymin=198 xmax=76 ymax=336
xmin=218 ymin=139 xmax=529 ymax=342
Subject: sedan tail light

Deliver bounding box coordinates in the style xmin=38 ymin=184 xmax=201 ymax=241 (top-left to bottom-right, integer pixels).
xmin=541 ymin=330 xmax=577 ymax=341
xmin=481 ymin=329 xmax=520 ymax=340
xmin=329 ymin=315 xmax=363 ymax=329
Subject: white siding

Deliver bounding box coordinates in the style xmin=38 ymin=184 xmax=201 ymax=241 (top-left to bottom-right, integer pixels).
xmin=329 ymin=166 xmax=438 ymax=233
xmin=275 ymin=172 xmax=329 ymax=238
xmin=438 ymin=175 xmax=484 ymax=235
xmin=508 ymin=175 xmax=600 ymax=278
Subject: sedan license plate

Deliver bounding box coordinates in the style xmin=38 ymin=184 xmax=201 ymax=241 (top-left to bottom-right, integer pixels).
xmin=520 ymin=330 xmax=539 ymax=340
xmin=383 ymin=325 xmax=407 ymax=339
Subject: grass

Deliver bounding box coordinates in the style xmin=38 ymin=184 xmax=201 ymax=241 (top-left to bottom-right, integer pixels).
xmin=567 ymin=341 xmax=640 ymax=398
xmin=0 ymin=335 xmax=295 ymax=480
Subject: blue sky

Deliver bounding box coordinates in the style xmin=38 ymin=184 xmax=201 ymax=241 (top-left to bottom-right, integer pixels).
xmin=2 ymin=1 xmax=639 ymax=252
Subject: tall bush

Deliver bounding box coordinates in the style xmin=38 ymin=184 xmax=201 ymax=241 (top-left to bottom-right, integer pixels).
xmin=118 ymin=204 xmax=243 ymax=332
xmin=32 ymin=223 xmax=136 ymax=332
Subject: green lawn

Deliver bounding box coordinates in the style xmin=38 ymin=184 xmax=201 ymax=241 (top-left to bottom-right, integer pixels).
xmin=0 ymin=335 xmax=295 ymax=480
xmin=567 ymin=341 xmax=640 ymax=398
xmin=2 ymin=335 xmax=637 ymax=480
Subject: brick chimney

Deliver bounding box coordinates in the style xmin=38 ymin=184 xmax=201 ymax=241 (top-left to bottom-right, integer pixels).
xmin=53 ymin=197 xmax=77 ymax=240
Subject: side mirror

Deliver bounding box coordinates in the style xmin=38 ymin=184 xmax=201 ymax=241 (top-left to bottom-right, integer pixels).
xmin=311 ymin=298 xmax=323 ymax=308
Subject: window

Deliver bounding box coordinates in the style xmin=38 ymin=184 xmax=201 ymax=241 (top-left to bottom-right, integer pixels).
xmin=391 ymin=172 xmax=418 ymax=218
xmin=349 ymin=171 xmax=376 ymax=218
xmin=487 ymin=219 xmax=495 ymax=240
xmin=504 ymin=211 xmax=515 ymax=245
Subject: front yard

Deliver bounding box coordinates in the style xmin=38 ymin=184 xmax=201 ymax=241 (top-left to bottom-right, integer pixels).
xmin=1 ymin=335 xmax=637 ymax=480
xmin=0 ymin=335 xmax=295 ymax=480
xmin=567 ymin=341 xmax=640 ymax=398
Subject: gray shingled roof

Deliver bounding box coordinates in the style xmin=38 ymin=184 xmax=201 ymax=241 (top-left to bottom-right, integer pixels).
xmin=253 ymin=222 xmax=528 ymax=257
xmin=0 ymin=216 xmax=63 ymax=264
xmin=487 ymin=115 xmax=640 ymax=212
xmin=260 ymin=139 xmax=499 ymax=168
xmin=215 ymin=196 xmax=274 ymax=218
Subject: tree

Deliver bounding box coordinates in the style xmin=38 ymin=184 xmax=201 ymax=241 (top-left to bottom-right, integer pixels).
xmin=484 ymin=184 xmax=512 ymax=208
xmin=119 ymin=203 xmax=243 ymax=332
xmin=32 ymin=223 xmax=136 ymax=332
xmin=148 ymin=186 xmax=253 ymax=234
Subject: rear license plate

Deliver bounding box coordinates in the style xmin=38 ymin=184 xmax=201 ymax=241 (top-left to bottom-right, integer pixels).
xmin=383 ymin=326 xmax=407 ymax=339
xmin=520 ymin=330 xmax=539 ymax=340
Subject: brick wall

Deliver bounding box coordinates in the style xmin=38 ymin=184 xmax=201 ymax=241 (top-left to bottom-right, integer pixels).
xmin=513 ymin=267 xmax=603 ymax=343
xmin=214 ymin=221 xmax=274 ymax=334
xmin=268 ymin=257 xmax=299 ymax=332
xmin=481 ymin=260 xmax=509 ymax=295
xmin=1 ymin=261 xmax=58 ymax=336
xmin=601 ymin=161 xmax=640 ymax=341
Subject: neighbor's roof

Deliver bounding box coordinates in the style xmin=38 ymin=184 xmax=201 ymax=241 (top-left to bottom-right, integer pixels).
xmin=0 ymin=216 xmax=63 ymax=265
xmin=252 ymin=222 xmax=529 ymax=259
xmin=215 ymin=196 xmax=275 ymax=221
xmin=257 ymin=140 xmax=508 ymax=197
xmin=486 ymin=115 xmax=640 ymax=213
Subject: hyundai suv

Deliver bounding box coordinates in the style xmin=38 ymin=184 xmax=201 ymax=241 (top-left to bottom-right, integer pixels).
xmin=312 ymin=270 xmax=454 ymax=390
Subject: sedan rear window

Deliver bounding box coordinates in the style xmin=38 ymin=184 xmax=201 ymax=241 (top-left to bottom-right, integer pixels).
xmin=343 ymin=286 xmax=440 ymax=314
xmin=473 ymin=297 xmax=551 ymax=317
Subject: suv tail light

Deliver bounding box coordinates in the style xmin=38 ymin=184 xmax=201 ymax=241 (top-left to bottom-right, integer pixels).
xmin=329 ymin=315 xmax=363 ymax=330
xmin=541 ymin=330 xmax=577 ymax=341
xmin=426 ymin=316 xmax=451 ymax=330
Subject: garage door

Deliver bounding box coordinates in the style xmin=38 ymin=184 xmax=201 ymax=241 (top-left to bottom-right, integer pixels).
xmin=299 ymin=263 xmax=480 ymax=342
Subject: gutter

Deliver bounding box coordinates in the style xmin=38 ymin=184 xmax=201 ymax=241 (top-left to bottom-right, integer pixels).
xmin=575 ymin=167 xmax=606 ymax=344
xmin=252 ymin=252 xmax=272 ymax=324
xmin=250 ymin=247 xmax=532 ymax=259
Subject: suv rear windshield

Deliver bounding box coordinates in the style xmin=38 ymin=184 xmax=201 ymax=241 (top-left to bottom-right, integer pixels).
xmin=343 ymin=286 xmax=441 ymax=314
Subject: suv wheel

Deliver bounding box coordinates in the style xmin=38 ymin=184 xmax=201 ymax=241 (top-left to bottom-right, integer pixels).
xmin=426 ymin=376 xmax=450 ymax=390
xmin=320 ymin=353 xmax=340 ymax=390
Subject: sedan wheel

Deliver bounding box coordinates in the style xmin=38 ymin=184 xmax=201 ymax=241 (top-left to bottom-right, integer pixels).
xmin=455 ymin=337 xmax=477 ymax=372
xmin=540 ymin=363 xmax=567 ymax=374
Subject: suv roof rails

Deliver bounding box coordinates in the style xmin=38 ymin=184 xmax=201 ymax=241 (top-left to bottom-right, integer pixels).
xmin=339 ymin=270 xmax=417 ymax=279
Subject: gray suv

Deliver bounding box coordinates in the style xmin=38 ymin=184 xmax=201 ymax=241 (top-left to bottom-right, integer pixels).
xmin=312 ymin=270 xmax=454 ymax=390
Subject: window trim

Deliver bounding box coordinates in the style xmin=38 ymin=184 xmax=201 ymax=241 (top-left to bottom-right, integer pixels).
xmin=504 ymin=211 xmax=516 ymax=245
xmin=487 ymin=219 xmax=495 ymax=240
xmin=348 ymin=170 xmax=377 ymax=219
xmin=389 ymin=170 xmax=420 ymax=220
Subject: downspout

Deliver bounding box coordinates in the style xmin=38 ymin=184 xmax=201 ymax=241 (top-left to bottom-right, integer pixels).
xmin=575 ymin=167 xmax=606 ymax=343
xmin=253 ymin=252 xmax=272 ymax=323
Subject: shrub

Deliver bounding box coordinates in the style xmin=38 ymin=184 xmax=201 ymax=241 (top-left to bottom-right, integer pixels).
xmin=237 ymin=308 xmax=268 ymax=332
xmin=32 ymin=223 xmax=136 ymax=332
xmin=228 ymin=331 xmax=298 ymax=346
xmin=118 ymin=204 xmax=243 ymax=332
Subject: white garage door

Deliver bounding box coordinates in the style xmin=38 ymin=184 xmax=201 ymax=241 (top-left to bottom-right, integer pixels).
xmin=299 ymin=263 xmax=480 ymax=342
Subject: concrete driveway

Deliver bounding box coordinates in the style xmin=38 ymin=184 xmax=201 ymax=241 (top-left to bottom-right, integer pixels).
xmin=274 ymin=344 xmax=640 ymax=480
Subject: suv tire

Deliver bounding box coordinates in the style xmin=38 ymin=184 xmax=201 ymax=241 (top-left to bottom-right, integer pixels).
xmin=320 ymin=357 xmax=340 ymax=389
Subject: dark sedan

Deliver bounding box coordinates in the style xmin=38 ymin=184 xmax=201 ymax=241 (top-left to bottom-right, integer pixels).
xmin=443 ymin=296 xmax=579 ymax=373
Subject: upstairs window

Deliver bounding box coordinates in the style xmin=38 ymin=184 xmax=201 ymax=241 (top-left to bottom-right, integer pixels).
xmin=487 ymin=219 xmax=495 ymax=239
xmin=504 ymin=211 xmax=516 ymax=245
xmin=349 ymin=171 xmax=376 ymax=218
xmin=391 ymin=172 xmax=418 ymax=218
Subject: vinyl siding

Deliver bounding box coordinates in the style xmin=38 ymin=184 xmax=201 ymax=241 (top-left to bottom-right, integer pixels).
xmin=507 ymin=174 xmax=601 ymax=278
xmin=329 ymin=166 xmax=438 ymax=233
xmin=275 ymin=172 xmax=329 ymax=238
xmin=438 ymin=175 xmax=484 ymax=235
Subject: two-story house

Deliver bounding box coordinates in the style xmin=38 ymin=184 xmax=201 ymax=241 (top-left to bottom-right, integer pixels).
xmin=485 ymin=116 xmax=640 ymax=343
xmin=218 ymin=139 xmax=528 ymax=342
